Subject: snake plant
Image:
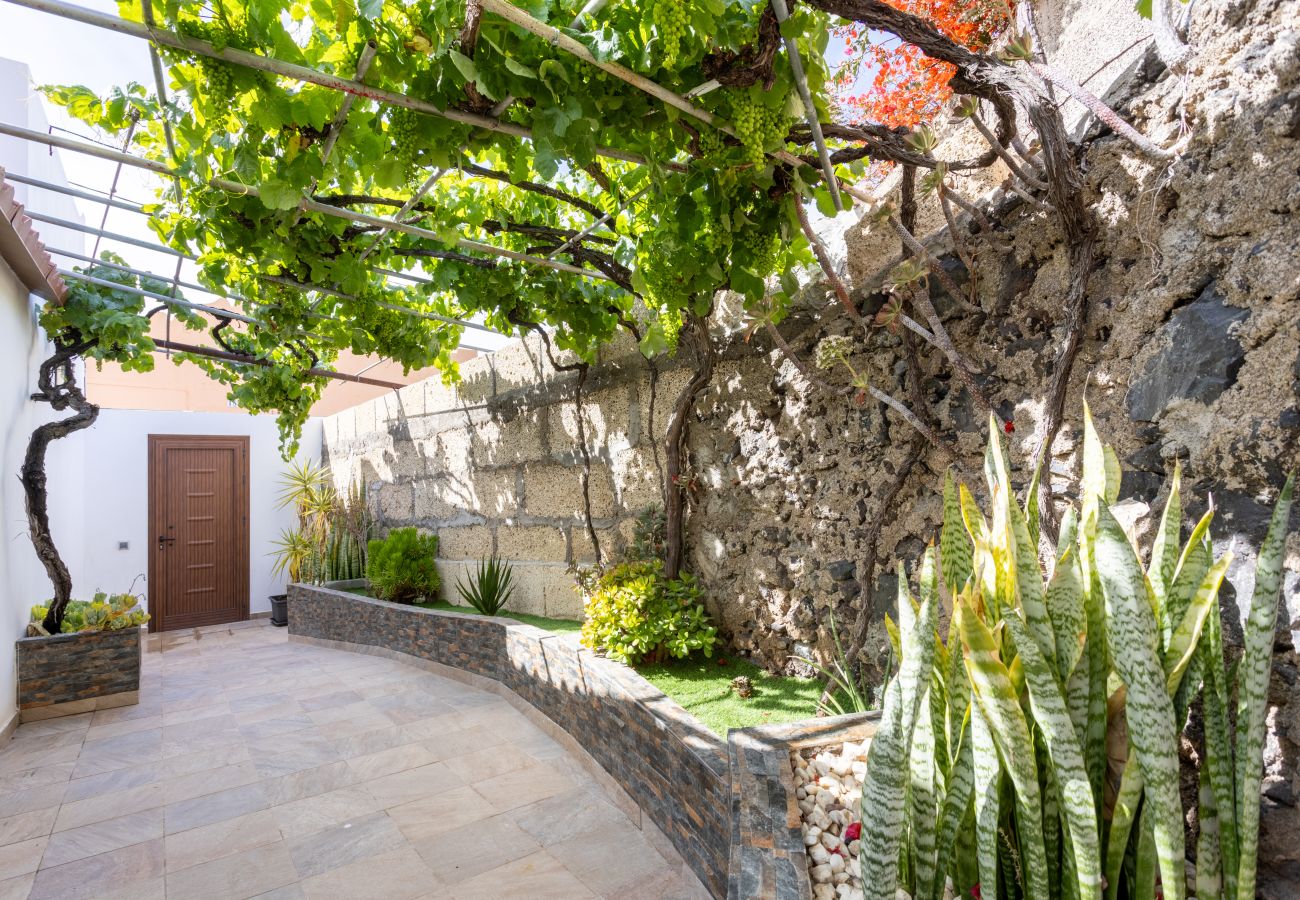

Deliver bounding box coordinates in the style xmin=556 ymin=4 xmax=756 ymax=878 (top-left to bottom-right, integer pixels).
xmin=856 ymin=408 xmax=1293 ymax=900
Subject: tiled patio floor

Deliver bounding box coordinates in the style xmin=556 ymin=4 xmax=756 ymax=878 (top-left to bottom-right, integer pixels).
xmin=0 ymin=621 xmax=708 ymax=899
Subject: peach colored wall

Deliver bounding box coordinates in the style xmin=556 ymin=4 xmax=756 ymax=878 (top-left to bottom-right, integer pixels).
xmin=85 ymin=307 xmax=476 ymax=416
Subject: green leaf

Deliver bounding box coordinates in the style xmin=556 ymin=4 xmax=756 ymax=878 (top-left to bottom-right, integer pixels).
xmin=1094 ymin=502 xmax=1186 ymax=900
xmin=258 ymin=180 xmax=302 ymax=211
xmin=941 ymin=469 xmax=973 ymax=593
xmin=960 ymin=601 xmax=1051 ymax=900
xmin=970 ymin=700 xmax=1001 ymax=900
xmin=447 ymin=49 xmax=479 ymax=83
xmin=1135 ymin=0 xmax=1153 ymax=18
xmin=857 ymin=556 xmax=939 ymax=898
xmin=1234 ymin=474 xmax=1294 ymax=900
xmin=1001 ymin=607 xmax=1102 ymax=900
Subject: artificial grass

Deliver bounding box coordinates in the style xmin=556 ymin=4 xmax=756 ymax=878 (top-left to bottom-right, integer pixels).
xmin=636 ymin=655 xmax=823 ymax=737
xmin=342 ymin=586 xmax=819 ymax=735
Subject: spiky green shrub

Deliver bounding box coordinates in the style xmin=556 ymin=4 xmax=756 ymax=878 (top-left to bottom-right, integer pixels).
xmin=856 ymin=409 xmax=1293 ymax=900
xmin=456 ymin=555 xmax=515 ymax=616
xmin=366 ymin=528 xmax=439 ymax=603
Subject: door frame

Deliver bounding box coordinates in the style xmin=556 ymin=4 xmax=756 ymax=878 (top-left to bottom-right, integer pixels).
xmin=147 ymin=434 xmax=251 ymax=633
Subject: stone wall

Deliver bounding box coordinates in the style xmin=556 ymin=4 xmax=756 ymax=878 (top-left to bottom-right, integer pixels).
xmin=287 ymin=584 xmax=730 ymax=896
xmin=15 ymin=627 xmax=142 ymax=720
xmin=321 ymin=0 xmax=1300 ymax=881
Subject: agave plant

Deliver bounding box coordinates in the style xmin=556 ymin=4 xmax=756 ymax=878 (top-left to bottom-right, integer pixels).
xmin=456 ymin=555 xmax=515 ymax=616
xmin=855 ymin=408 xmax=1293 ymax=900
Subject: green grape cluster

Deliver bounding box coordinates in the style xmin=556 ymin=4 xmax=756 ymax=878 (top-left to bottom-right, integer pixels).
xmin=647 ymin=0 xmax=688 ymax=68
xmin=197 ymin=58 xmax=237 ymax=102
xmin=389 ymin=109 xmax=421 ymax=167
xmin=730 ymin=91 xmax=789 ymax=167
xmin=736 ymin=224 xmax=778 ymax=273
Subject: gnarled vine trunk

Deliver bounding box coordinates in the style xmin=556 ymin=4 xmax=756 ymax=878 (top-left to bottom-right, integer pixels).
xmin=23 ymin=339 xmax=99 ymax=635
xmin=664 ymin=312 xmax=716 ymax=580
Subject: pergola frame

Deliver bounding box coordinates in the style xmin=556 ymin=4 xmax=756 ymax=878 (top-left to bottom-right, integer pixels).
xmin=0 ymin=0 xmax=857 ymax=387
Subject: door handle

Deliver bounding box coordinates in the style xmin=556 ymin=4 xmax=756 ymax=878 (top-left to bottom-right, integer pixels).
xmin=157 ymin=535 xmax=177 ymax=550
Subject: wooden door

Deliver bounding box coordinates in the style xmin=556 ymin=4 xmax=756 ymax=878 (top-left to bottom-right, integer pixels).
xmin=148 ymin=435 xmax=250 ymax=632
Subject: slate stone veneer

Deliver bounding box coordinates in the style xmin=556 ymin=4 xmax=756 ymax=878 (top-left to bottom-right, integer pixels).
xmin=287 ymin=583 xmax=732 ymax=896
xmin=16 ymin=627 xmax=142 ymax=712
xmin=726 ymin=713 xmax=879 ymax=900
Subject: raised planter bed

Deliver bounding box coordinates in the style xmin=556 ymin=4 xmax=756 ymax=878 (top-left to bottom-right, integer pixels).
xmin=15 ymin=626 xmax=143 ymax=721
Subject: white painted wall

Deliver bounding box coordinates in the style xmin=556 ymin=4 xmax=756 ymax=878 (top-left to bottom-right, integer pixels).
xmin=0 ymin=262 xmax=80 ymax=732
xmin=78 ymin=410 xmax=323 ymax=617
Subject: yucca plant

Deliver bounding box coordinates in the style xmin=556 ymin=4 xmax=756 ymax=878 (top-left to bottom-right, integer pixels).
xmin=456 ymin=555 xmax=516 ymax=616
xmin=856 ymin=408 xmax=1293 ymax=900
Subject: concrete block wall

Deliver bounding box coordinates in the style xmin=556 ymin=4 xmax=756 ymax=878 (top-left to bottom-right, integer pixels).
xmin=322 ymin=332 xmax=672 ymax=622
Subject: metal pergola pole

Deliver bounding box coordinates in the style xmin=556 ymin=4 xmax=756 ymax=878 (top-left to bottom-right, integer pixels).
xmin=151 ymin=338 xmax=406 ymax=389
xmin=35 ymin=217 xmax=504 ymax=337
xmin=5 ymin=170 xmax=145 ymax=213
xmin=0 ymin=121 xmax=616 ymax=282
xmin=1 ymin=0 xmax=652 ymax=168
xmin=768 ymin=0 xmax=843 ymax=212
xmin=59 ymin=269 xmax=264 ymax=325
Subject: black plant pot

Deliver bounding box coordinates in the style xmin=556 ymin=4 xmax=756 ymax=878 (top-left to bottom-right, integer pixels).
xmin=269 ymin=594 xmax=288 ymax=627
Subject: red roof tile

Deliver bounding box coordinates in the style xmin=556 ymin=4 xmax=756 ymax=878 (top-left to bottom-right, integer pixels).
xmin=0 ymin=166 xmax=67 ymax=303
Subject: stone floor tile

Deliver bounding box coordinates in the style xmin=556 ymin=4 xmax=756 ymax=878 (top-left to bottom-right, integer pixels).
xmin=286 ymin=810 xmax=407 ymax=879
xmin=250 ymin=883 xmax=305 ymax=900
xmin=63 ymin=761 xmax=161 ymax=804
xmin=0 ymin=836 xmax=46 ymax=881
xmin=344 ymin=742 xmax=438 ymax=783
xmin=251 ymin=741 xmax=339 ymax=781
xmin=448 ymin=849 xmax=598 ymax=899
xmin=5 ymin=626 xmax=694 ymax=900
xmin=388 ymin=785 xmax=498 ymax=844
xmin=0 ymin=762 xmax=76 ymax=797
xmin=441 ymin=743 xmax=539 ymax=782
xmin=547 ymin=819 xmax=673 ymax=896
xmin=164 ymin=809 xmax=283 ymax=873
xmin=0 ymin=807 xmax=57 ymax=849
xmin=513 ymin=790 xmax=630 ymax=847
xmin=406 ymin=813 xmax=541 ymax=884
xmin=163 ymin=840 xmax=297 ymax=900
xmin=260 ymin=760 xmax=357 ymax=806
xmin=359 ymin=762 xmax=461 ymax=807
xmin=40 ymin=807 xmax=163 ymax=869
xmin=0 ymin=873 xmax=34 ymax=900
xmin=298 ymin=846 xmax=437 ymax=900
xmin=28 ymin=836 xmax=164 ymax=900
xmin=470 ymin=761 xmax=577 ymax=812
xmin=270 ymin=786 xmax=385 ymax=840
xmin=297 ymin=689 xmax=363 ymax=712
xmin=328 ymin=724 xmax=411 ymax=760
xmin=416 ymin=723 xmax=508 ymax=759
xmin=162 ymin=762 xmax=261 ymax=806
xmin=163 ymin=782 xmax=268 ymax=835
xmin=0 ymin=744 xmax=81 ymax=778
xmin=53 ymin=782 xmax=165 ymax=833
